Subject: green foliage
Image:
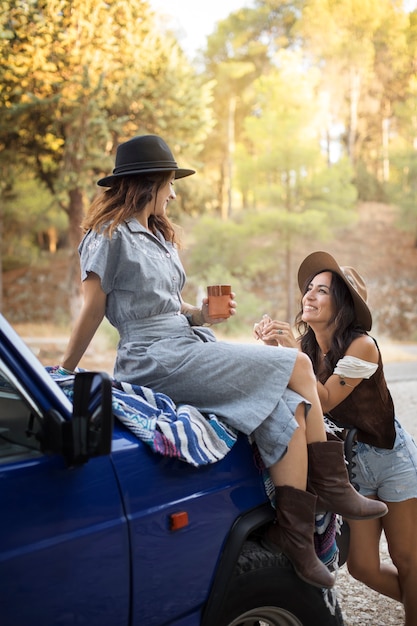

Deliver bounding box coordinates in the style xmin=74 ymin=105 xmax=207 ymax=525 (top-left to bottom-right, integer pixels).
xmin=0 ymin=0 xmax=213 ymax=306
xmin=183 ymin=215 xmax=275 ymax=329
xmin=0 ymin=0 xmax=212 ymax=237
xmin=384 ymin=147 xmax=417 ymax=243
xmin=299 ymin=0 xmax=411 ymax=178
xmin=182 ymin=260 xmax=264 ymax=335
xmin=2 ymin=0 xmax=417 ymax=327
xmin=384 ymin=74 xmax=417 ymax=244
xmin=1 ymin=173 xmax=68 ymax=269
xmin=235 ymin=64 xmax=357 ymax=229
xmin=354 ymin=160 xmax=386 ymax=202
xmin=185 ymin=114 xmax=358 ymax=321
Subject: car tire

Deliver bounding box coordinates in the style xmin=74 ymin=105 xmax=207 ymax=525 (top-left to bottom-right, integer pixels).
xmin=217 ymin=540 xmax=344 ymax=626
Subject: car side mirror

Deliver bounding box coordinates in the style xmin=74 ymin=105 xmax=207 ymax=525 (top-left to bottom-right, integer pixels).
xmin=41 ymin=372 xmax=113 ymax=466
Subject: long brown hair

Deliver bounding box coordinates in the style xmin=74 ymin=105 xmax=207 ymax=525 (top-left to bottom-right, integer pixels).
xmin=82 ymin=172 xmax=179 ymax=244
xmin=295 ymin=270 xmax=366 ymax=379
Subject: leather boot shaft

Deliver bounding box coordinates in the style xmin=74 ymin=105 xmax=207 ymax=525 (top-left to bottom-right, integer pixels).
xmin=263 ymin=485 xmax=336 ymax=589
xmin=307 ymin=440 xmax=387 ymax=520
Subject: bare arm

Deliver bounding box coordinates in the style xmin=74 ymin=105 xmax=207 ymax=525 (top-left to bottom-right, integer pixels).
xmin=317 ymin=335 xmax=378 ymax=413
xmin=253 ymin=318 xmax=379 ymax=414
xmin=61 ymin=273 xmax=106 ymax=371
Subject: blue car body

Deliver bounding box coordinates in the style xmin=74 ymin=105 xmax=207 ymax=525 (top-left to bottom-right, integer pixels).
xmin=0 ymin=314 xmax=271 ymax=626
xmin=0 ymin=314 xmax=347 ymax=626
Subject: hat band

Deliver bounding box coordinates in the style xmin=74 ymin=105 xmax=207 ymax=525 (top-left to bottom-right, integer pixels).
xmin=114 ymin=160 xmax=178 ymax=174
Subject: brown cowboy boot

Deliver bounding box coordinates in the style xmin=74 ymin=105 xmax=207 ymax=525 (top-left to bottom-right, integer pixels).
xmin=262 ymin=485 xmax=336 ymax=589
xmin=307 ymin=440 xmax=388 ymax=520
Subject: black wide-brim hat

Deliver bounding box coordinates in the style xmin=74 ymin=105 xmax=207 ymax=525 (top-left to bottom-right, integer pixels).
xmin=97 ymin=134 xmax=195 ymax=187
xmin=298 ymin=251 xmax=372 ymax=331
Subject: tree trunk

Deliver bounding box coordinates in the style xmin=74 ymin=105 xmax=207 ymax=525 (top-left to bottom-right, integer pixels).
xmin=223 ymin=96 xmax=236 ymax=221
xmin=48 ymin=226 xmax=58 ymax=253
xmin=67 ymin=187 xmax=85 ymax=322
xmin=285 ymin=243 xmax=295 ymax=324
xmin=347 ymin=69 xmax=361 ymax=164
xmin=381 ymin=115 xmax=390 ymax=182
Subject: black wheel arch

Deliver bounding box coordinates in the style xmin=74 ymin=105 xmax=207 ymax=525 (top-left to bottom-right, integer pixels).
xmin=201 ymin=502 xmax=274 ymax=626
xmin=201 ymin=502 xmax=348 ymax=626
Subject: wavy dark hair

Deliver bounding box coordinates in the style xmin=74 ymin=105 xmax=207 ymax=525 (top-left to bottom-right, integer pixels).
xmin=295 ymin=270 xmax=367 ymax=378
xmin=82 ymin=172 xmax=179 ymax=244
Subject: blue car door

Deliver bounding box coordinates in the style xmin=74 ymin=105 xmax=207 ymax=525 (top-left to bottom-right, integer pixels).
xmin=0 ymin=316 xmax=130 ymax=626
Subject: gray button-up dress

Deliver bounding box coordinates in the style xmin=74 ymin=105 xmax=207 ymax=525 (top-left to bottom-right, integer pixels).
xmin=79 ymin=218 xmax=307 ymax=467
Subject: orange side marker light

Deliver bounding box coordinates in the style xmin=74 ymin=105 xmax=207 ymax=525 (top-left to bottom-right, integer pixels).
xmin=169 ymin=511 xmax=189 ymax=531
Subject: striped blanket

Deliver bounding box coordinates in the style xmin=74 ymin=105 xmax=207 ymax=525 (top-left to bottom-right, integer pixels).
xmin=47 ymin=368 xmax=238 ymax=467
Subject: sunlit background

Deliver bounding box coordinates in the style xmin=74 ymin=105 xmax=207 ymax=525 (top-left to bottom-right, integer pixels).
xmin=2 ymin=0 xmax=417 ymax=347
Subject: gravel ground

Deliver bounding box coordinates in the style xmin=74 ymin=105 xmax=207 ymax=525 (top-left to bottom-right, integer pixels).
xmin=336 ymin=363 xmax=417 ymax=626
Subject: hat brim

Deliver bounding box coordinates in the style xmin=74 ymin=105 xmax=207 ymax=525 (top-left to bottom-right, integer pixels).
xmin=297 ymin=251 xmax=372 ymax=331
xmin=97 ymin=167 xmax=196 ymax=187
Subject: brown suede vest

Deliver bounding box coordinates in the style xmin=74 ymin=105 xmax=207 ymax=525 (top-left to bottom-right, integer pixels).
xmin=323 ymin=347 xmax=396 ymax=450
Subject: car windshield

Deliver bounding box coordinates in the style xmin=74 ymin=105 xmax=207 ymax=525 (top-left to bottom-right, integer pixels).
xmin=0 ymin=367 xmax=43 ymax=463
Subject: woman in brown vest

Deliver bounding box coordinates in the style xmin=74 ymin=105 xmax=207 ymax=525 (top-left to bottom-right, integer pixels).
xmin=254 ymin=251 xmax=417 ymax=626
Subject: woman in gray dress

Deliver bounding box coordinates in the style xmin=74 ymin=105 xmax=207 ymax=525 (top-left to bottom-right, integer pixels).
xmin=60 ymin=134 xmax=387 ymax=589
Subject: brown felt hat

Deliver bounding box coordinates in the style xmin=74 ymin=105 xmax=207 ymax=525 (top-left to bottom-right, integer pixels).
xmin=298 ymin=251 xmax=372 ymax=331
xmin=97 ymin=135 xmax=195 ymax=187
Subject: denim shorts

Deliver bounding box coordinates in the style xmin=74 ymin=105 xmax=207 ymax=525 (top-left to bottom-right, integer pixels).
xmin=352 ymin=420 xmax=417 ymax=502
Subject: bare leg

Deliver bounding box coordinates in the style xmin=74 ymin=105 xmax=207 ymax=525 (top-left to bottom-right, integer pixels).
xmin=347 ymin=511 xmax=402 ymax=601
xmin=268 ymin=404 xmax=307 ymax=490
xmin=384 ymin=499 xmax=417 ymax=625
xmin=263 ymin=352 xmax=388 ymax=590
xmin=268 ymin=351 xmax=387 ymax=522
xmin=287 ymin=352 xmax=326 ymax=443
xmin=264 ymin=403 xmax=336 ymax=589
xmin=347 ymin=498 xmax=417 ymax=625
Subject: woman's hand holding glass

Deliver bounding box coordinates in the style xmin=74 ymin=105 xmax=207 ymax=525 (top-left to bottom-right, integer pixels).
xmin=202 ymin=293 xmax=237 ymax=325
